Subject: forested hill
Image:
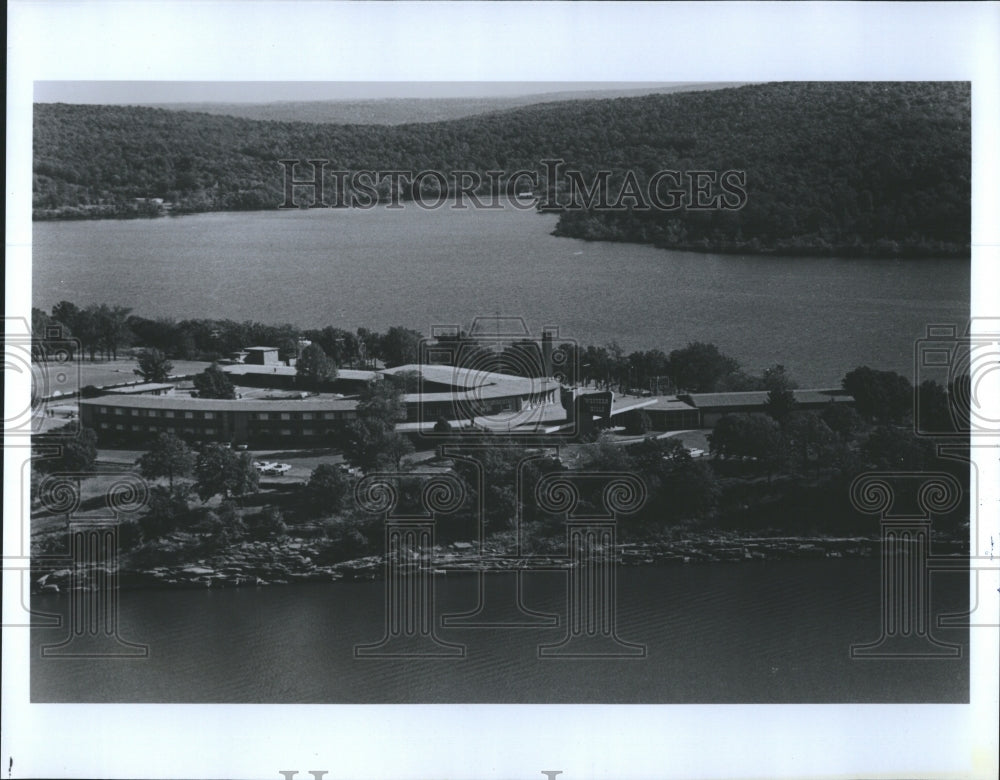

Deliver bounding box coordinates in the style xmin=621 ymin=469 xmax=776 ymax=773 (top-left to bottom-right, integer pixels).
xmin=34 ymin=82 xmax=970 ymax=257
xmin=139 ymin=84 xmax=743 ymax=125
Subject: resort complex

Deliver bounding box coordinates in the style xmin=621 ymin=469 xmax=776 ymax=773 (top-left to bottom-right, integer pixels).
xmin=76 ymin=347 xmax=855 ymax=447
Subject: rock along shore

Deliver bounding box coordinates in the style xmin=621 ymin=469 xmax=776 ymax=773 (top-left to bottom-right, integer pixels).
xmin=31 ymin=532 xmax=969 ymax=594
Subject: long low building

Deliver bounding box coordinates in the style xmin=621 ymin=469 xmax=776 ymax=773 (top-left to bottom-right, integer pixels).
xmin=385 ymin=364 xmax=562 ymax=424
xmin=79 ymin=394 xmax=359 ymax=446
xmin=679 ymin=389 xmax=854 ymax=427
xmin=79 ymin=356 xmax=855 ymax=448
xmin=221 ymin=363 xmax=378 ymax=394
xmin=80 ymin=363 xmax=563 ymax=446
xmin=621 ymin=395 xmax=701 ymax=430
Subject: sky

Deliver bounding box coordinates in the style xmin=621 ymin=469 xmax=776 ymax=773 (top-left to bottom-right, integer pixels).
xmin=33 ymin=81 xmax=685 ymax=104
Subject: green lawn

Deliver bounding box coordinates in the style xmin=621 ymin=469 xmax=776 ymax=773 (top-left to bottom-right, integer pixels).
xmin=35 ymin=358 xmax=212 ymax=397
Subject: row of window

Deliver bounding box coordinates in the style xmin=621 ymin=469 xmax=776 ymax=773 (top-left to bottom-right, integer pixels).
xmin=100 ymin=423 xmax=210 ymax=435
xmin=253 ymin=411 xmax=349 ymax=421
xmin=98 ymin=422 xmax=326 ymax=437
xmin=99 ymin=406 xmax=209 ymax=419
xmin=94 ymin=407 xmax=351 ymax=421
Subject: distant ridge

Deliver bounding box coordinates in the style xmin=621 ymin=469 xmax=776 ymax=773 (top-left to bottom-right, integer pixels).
xmin=33 ymin=82 xmax=969 ymax=258
xmin=139 ymin=83 xmax=749 ymax=125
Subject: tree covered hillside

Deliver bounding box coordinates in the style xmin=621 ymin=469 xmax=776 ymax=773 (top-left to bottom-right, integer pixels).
xmin=34 ymin=82 xmax=969 ymax=257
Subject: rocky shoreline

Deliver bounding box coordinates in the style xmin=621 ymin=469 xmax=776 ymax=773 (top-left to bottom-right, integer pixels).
xmin=31 ymin=532 xmax=970 ymax=594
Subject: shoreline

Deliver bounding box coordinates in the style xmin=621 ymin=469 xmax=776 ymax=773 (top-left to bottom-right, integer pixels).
xmin=31 ymin=531 xmax=970 ymax=594
xmin=32 ymin=207 xmax=968 ymax=261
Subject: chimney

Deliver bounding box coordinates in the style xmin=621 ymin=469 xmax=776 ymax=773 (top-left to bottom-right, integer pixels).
xmin=541 ymin=332 xmax=553 ymax=378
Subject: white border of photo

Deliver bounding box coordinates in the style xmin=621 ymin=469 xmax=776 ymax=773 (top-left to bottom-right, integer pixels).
xmin=5 ymin=2 xmax=999 ymax=779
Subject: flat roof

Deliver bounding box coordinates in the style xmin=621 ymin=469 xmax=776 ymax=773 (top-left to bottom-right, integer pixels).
xmin=245 ymin=346 xmax=278 ymax=352
xmin=608 ymin=398 xmax=658 ymax=416
xmin=104 ymin=382 xmax=175 ymax=394
xmin=80 ymin=395 xmax=359 ymax=413
xmin=626 ymin=396 xmax=697 ymax=412
xmin=684 ymin=389 xmax=852 ymax=408
xmin=386 ymin=363 xmax=558 ymax=396
xmin=223 ymin=364 xmax=377 ymax=381
xmin=403 ymin=384 xmax=559 ymax=403
xmin=395 ymin=404 xmax=567 ymax=432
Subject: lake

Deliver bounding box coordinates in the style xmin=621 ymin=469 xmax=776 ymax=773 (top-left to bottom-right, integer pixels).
xmin=32 ymin=207 xmax=969 ymax=386
xmin=31 ymin=560 xmax=969 ymax=703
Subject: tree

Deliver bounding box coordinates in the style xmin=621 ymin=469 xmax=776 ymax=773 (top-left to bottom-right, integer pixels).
xmin=626 ymin=349 xmax=670 ymax=392
xmin=32 ymin=308 xmax=53 ymax=362
xmin=138 ymin=484 xmax=191 ymax=539
xmin=915 ymin=379 xmax=954 ymax=434
xmin=134 ymin=348 xmax=174 ymax=383
xmin=765 ymin=386 xmax=797 ymax=422
xmin=128 ymin=316 xmax=183 ymax=356
xmin=659 ymin=459 xmax=719 ymax=523
xmin=625 ymin=409 xmax=652 ymax=436
xmin=630 ymin=435 xmax=690 ymax=473
xmin=193 ymin=362 xmax=236 ymax=399
xmin=433 ymin=417 xmax=453 ymax=433
xmin=356 ymin=327 xmax=382 ymax=366
xmin=715 ymin=370 xmax=765 ymax=392
xmin=388 ymin=370 xmax=421 ymax=393
xmin=307 ymin=463 xmax=350 ymax=515
xmin=947 ymin=373 xmax=972 ymax=430
xmin=92 ymin=303 xmax=133 ymax=360
xmin=861 ymin=426 xmax=936 ymax=470
xmin=340 ymin=379 xmax=413 ymax=472
xmin=324 ymin=514 xmax=375 ymax=558
xmin=842 ymin=366 xmax=913 ymax=423
xmin=247 ymin=506 xmax=288 ymax=541
xmin=69 ymin=305 xmax=100 ymax=361
xmin=51 ymin=300 xmax=81 ymax=334
xmin=356 ymin=379 xmax=407 ymax=426
xmin=761 ymin=364 xmax=798 ymax=422
xmin=37 ymin=425 xmax=99 ymax=472
xmin=380 ymin=326 xmax=423 ymax=367
xmin=303 ymin=326 xmax=359 ymax=366
xmin=295 ymin=342 xmax=337 ymax=384
xmin=579 ymin=432 xmax=635 ymax=472
xmin=782 ymin=412 xmax=838 ymax=475
xmin=709 ymin=413 xmax=784 ymax=477
xmin=194 ymin=444 xmax=259 ymax=502
xmin=668 ymin=342 xmax=739 ymax=393
xmin=342 ymin=419 xmax=414 ymax=472
xmin=821 ymin=403 xmax=863 ymax=440
xmin=708 ymin=414 xmax=752 ymax=459
xmin=761 ymin=364 xmax=799 ymax=391
xmin=200 ymin=500 xmax=247 ymax=546
xmin=448 ymin=438 xmax=553 ymax=533
xmin=278 ymin=336 xmax=301 ymax=364
xmin=137 ymin=432 xmax=196 ymax=488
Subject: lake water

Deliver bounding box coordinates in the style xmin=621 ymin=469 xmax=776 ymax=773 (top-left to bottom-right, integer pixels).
xmin=31 ymin=560 xmax=969 ymax=703
xmin=32 ymin=207 xmax=969 ymax=386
